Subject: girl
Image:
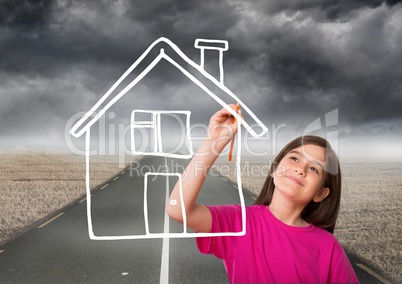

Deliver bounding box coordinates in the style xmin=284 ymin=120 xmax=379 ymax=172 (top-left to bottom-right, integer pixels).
xmin=167 ymin=106 xmax=359 ymax=283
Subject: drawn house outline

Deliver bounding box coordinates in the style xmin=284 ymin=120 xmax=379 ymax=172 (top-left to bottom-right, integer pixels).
xmin=70 ymin=37 xmax=268 ymax=240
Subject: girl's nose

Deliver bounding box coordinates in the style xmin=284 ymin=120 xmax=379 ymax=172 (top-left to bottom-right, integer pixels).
xmin=294 ymin=168 xmax=305 ymax=176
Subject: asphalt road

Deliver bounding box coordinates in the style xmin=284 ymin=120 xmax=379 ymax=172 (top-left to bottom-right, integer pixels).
xmin=0 ymin=156 xmax=391 ymax=283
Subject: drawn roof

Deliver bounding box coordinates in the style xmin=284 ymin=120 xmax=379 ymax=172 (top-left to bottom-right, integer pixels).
xmin=70 ymin=37 xmax=268 ymax=138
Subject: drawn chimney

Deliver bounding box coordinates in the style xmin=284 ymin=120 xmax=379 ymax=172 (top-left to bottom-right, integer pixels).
xmin=194 ymin=39 xmax=229 ymax=85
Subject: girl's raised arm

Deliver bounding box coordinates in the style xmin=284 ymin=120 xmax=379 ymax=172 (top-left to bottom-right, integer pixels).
xmin=167 ymin=105 xmax=240 ymax=233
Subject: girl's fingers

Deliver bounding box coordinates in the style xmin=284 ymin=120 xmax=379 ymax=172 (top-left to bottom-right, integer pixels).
xmin=219 ymin=104 xmax=241 ymax=117
xmin=214 ymin=108 xmax=233 ymax=122
xmin=238 ymin=109 xmax=244 ymax=120
xmin=211 ymin=105 xmax=241 ymax=128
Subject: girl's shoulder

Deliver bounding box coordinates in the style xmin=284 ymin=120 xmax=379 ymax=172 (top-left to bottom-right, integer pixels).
xmin=310 ymin=225 xmax=343 ymax=246
xmin=246 ymin=204 xmax=267 ymax=213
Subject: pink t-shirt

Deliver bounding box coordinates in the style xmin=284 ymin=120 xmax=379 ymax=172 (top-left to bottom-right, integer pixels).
xmin=196 ymin=205 xmax=359 ymax=283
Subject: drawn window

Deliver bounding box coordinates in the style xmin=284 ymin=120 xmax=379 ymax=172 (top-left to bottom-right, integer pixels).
xmin=130 ymin=110 xmax=193 ymax=159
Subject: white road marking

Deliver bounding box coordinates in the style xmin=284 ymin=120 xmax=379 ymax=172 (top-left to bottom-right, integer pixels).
xmin=220 ymin=177 xmax=228 ymax=181
xmin=101 ymin=184 xmax=109 ymax=190
xmin=113 ymin=176 xmax=119 ymax=181
xmin=355 ymin=263 xmax=392 ymax=284
xmin=160 ymin=158 xmax=170 ymax=284
xmin=233 ymin=185 xmax=238 ymax=189
xmin=121 ymin=171 xmax=126 ymax=175
xmin=79 ymin=193 xmax=92 ymax=202
xmin=0 ymin=250 xmax=4 ymax=254
xmin=38 ymin=212 xmax=65 ymax=228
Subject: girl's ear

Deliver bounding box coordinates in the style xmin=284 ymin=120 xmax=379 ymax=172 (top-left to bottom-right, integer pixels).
xmin=313 ymin=187 xmax=330 ymax=203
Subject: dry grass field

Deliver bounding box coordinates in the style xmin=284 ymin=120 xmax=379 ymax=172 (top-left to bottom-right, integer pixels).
xmin=215 ymin=158 xmax=402 ymax=283
xmin=0 ymin=152 xmax=138 ymax=246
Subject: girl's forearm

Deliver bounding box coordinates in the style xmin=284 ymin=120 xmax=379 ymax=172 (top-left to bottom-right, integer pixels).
xmin=167 ymin=105 xmax=238 ymax=231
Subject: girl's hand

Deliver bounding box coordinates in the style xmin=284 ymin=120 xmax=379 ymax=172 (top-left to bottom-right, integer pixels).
xmin=207 ymin=104 xmax=242 ymax=154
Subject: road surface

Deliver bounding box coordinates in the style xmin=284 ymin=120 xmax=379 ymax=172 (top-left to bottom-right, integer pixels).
xmin=0 ymin=156 xmax=391 ymax=283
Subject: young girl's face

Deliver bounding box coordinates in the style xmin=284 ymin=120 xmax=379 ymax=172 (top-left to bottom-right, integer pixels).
xmin=272 ymin=144 xmax=330 ymax=205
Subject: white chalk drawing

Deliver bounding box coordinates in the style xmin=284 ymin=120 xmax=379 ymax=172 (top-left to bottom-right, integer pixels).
xmin=70 ymin=37 xmax=268 ymax=240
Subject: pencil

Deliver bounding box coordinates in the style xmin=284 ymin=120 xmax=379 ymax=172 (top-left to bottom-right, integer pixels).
xmin=228 ymin=103 xmax=240 ymax=162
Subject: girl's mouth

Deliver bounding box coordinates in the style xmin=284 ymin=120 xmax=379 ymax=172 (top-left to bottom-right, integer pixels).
xmin=286 ymin=175 xmax=304 ymax=186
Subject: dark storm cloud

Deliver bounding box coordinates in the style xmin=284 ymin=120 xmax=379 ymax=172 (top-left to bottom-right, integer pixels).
xmin=0 ymin=0 xmax=53 ymax=28
xmin=223 ymin=0 xmax=402 ymax=129
xmin=0 ymin=0 xmax=401 ymax=151
xmin=0 ymin=0 xmax=243 ymax=148
xmin=0 ymin=0 xmax=240 ymax=79
xmin=253 ymin=0 xmax=402 ymax=20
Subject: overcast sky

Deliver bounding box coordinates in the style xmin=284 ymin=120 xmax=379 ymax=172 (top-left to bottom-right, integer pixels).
xmin=1 ymin=0 xmax=401 ymax=159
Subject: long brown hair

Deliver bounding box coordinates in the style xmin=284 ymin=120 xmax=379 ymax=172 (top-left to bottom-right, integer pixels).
xmin=254 ymin=135 xmax=341 ymax=234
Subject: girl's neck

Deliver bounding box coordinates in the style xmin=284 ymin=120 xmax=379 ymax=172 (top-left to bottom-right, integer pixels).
xmin=269 ymin=191 xmax=309 ymax=227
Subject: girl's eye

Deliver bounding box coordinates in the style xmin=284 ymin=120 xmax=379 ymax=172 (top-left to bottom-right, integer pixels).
xmin=310 ymin=167 xmax=319 ymax=174
xmin=290 ymin=156 xmax=298 ymax=162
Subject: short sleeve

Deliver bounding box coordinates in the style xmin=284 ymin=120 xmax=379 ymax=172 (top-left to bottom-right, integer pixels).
xmin=328 ymin=241 xmax=360 ymax=283
xmin=196 ymin=205 xmax=244 ymax=259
